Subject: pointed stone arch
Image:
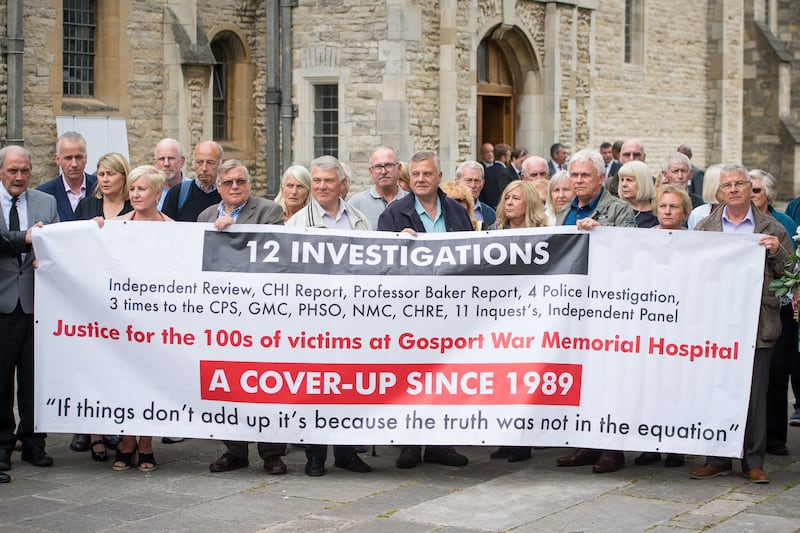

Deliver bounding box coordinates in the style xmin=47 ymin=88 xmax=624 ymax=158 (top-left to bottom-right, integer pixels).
xmin=477 ymin=24 xmax=545 ymax=157
xmin=208 ymin=25 xmax=255 ymax=161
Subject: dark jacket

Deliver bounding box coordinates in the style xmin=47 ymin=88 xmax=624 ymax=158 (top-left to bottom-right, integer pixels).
xmin=695 ymin=202 xmax=792 ymax=348
xmin=378 ymin=188 xmax=473 ymax=233
xmin=74 ymin=196 xmax=132 ymax=220
xmin=37 ymin=173 xmax=97 ymax=222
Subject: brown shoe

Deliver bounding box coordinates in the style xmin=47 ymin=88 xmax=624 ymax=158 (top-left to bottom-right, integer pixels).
xmin=689 ymin=463 xmax=731 ymax=479
xmin=263 ymin=455 xmax=287 ymax=475
xmin=592 ymin=451 xmax=625 ymax=473
xmin=556 ymin=448 xmax=602 ymax=467
xmin=743 ymin=467 xmax=769 ymax=484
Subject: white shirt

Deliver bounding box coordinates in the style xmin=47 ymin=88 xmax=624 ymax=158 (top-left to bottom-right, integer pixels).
xmin=0 ymin=182 xmax=28 ymax=230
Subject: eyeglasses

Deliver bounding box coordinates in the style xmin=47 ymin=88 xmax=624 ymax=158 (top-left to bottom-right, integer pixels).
xmin=219 ymin=178 xmax=249 ymax=188
xmin=719 ymin=181 xmax=750 ymax=190
xmin=751 ymin=187 xmax=763 ymax=194
xmin=370 ymin=162 xmax=398 ymax=172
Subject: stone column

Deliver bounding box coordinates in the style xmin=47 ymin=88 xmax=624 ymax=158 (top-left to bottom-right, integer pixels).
xmin=708 ymin=0 xmax=744 ymax=164
xmin=438 ymin=0 xmax=458 ymax=176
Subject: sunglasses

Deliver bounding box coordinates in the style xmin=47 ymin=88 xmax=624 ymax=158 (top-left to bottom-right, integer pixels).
xmin=751 ymin=187 xmax=762 ymax=194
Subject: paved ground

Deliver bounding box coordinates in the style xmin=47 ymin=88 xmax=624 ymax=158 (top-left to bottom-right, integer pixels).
xmin=2 ymin=429 xmax=800 ymax=533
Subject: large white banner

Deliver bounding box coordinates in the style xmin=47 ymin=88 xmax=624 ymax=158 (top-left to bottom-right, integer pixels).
xmin=33 ymin=221 xmax=765 ymax=457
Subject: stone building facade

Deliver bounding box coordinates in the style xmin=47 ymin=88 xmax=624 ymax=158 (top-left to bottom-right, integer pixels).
xmin=0 ymin=0 xmax=797 ymax=198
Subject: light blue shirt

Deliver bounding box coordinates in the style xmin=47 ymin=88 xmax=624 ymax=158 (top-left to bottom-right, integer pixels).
xmin=415 ymin=196 xmax=445 ymax=233
xmin=216 ymin=199 xmax=246 ymax=222
xmin=721 ymin=206 xmax=756 ymax=234
xmin=316 ymin=198 xmax=352 ymax=230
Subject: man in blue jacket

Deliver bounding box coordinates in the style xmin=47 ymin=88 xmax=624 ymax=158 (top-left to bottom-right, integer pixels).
xmin=37 ymin=132 xmax=96 ymax=222
xmin=378 ymin=150 xmax=472 ymax=469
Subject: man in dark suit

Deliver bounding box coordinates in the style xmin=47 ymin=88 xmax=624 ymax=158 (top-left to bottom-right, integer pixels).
xmin=36 ymin=131 xmax=96 ymax=222
xmin=677 ymin=143 xmax=704 ymax=196
xmin=601 ymin=142 xmax=621 ymax=179
xmin=36 ymin=131 xmax=97 ymax=453
xmin=0 ymin=145 xmax=60 ymax=476
xmin=548 ymin=143 xmax=569 ymax=176
xmin=480 ymin=143 xmax=516 ymax=208
xmin=197 ymin=159 xmax=287 ymax=474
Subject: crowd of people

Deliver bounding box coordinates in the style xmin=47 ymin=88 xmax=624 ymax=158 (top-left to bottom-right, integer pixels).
xmin=0 ymin=132 xmax=798 ymax=485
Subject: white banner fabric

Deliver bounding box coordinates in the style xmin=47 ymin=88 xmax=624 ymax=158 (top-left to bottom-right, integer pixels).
xmin=32 ymin=221 xmax=765 ymax=457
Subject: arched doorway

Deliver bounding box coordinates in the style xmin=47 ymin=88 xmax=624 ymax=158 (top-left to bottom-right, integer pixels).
xmin=477 ymin=39 xmax=514 ymax=150
xmin=476 ymin=26 xmax=542 ymax=158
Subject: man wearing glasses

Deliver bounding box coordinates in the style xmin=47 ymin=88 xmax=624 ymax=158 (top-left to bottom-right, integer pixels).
xmin=455 ymin=160 xmax=496 ymax=227
xmin=606 ymin=139 xmax=647 ymax=197
xmin=198 ymin=160 xmax=286 ymax=475
xmin=349 ymin=146 xmax=407 ymax=229
xmin=691 ymin=165 xmax=791 ymax=484
xmin=162 ymin=140 xmax=223 ymax=222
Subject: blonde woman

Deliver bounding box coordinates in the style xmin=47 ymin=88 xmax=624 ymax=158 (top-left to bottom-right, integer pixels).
xmin=617 ymin=160 xmax=657 ymax=228
xmin=489 ymin=180 xmax=549 ymax=230
xmin=442 ymin=180 xmax=481 ymax=229
xmin=75 ymin=153 xmax=132 ymax=220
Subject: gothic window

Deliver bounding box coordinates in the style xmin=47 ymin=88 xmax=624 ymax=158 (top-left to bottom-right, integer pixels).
xmin=314 ymin=84 xmax=338 ymax=157
xmin=211 ymin=41 xmax=228 ymax=140
xmin=624 ymin=0 xmax=645 ymax=65
xmin=63 ymin=0 xmax=96 ymax=96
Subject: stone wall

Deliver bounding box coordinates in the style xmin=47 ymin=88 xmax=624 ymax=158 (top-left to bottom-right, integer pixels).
xmin=591 ymin=0 xmax=712 ymax=174
xmin=0 ymin=0 xmax=786 ymax=198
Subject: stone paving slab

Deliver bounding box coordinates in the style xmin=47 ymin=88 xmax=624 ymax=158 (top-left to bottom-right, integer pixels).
xmin=705 ymin=513 xmax=800 ymax=533
xmin=1 ymin=432 xmax=800 ymax=532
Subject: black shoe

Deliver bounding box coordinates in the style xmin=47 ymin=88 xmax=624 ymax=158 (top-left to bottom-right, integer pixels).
xmin=664 ymin=453 xmax=685 ymax=467
xmin=209 ymin=453 xmax=249 ymax=472
xmin=21 ymin=447 xmax=53 ymax=467
xmin=90 ymin=440 xmax=108 ymax=462
xmin=395 ymin=446 xmax=422 ymax=469
xmin=423 ymin=446 xmax=468 ymax=467
xmin=766 ymin=444 xmax=789 ymax=456
xmin=0 ymin=448 xmax=11 ymax=471
xmin=334 ymin=453 xmax=371 ymax=473
xmin=161 ymin=437 xmax=185 ymax=444
xmin=489 ymin=446 xmax=512 ymax=460
xmin=305 ymin=456 xmax=326 ymax=477
xmin=634 ymin=452 xmax=661 ymax=466
xmin=103 ymin=435 xmax=120 ymax=450
xmin=0 ymin=471 xmax=9 ymax=483
xmin=70 ymin=434 xmax=90 ymax=452
xmin=507 ymin=447 xmax=532 ymax=462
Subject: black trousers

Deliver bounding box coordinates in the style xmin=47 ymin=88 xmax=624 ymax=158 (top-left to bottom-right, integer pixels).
xmin=766 ymin=304 xmax=798 ymax=448
xmin=304 ymin=445 xmax=357 ymax=461
xmin=0 ymin=302 xmax=45 ymax=452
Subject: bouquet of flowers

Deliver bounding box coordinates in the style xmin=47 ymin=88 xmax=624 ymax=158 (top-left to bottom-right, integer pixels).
xmin=769 ymin=232 xmax=800 ymax=320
